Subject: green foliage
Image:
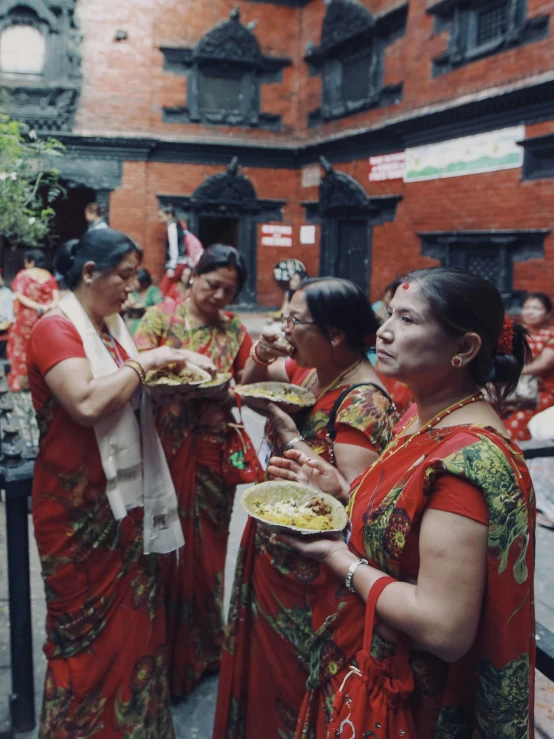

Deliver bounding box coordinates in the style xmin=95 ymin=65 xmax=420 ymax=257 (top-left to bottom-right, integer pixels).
xmin=0 ymin=111 xmax=65 ymax=246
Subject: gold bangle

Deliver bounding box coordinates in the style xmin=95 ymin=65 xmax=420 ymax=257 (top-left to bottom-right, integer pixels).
xmin=124 ymin=359 xmax=146 ymax=383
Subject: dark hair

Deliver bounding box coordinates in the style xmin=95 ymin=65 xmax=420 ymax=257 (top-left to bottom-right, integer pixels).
xmin=85 ymin=202 xmax=104 ymax=218
xmin=136 ymin=268 xmax=152 ymax=290
xmin=299 ymin=277 xmax=379 ymax=351
xmin=194 ymin=244 xmax=247 ymax=295
xmin=54 ymin=228 xmax=142 ymax=291
xmin=287 ymin=267 xmax=309 ymax=300
xmin=405 ymin=267 xmax=531 ymax=403
xmin=523 ymin=291 xmax=553 ymax=314
xmin=384 ymin=278 xmax=403 ymax=298
xmin=24 ymin=249 xmax=47 ymax=269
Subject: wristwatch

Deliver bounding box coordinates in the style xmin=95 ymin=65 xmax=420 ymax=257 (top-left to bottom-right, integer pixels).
xmin=345 ymin=558 xmax=369 ymax=592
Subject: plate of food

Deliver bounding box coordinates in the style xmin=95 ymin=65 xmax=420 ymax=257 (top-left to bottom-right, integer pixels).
xmin=144 ymin=363 xmax=212 ymax=396
xmin=195 ymin=371 xmax=233 ymax=397
xmin=241 ymin=480 xmax=348 ymax=537
xmin=235 ymin=382 xmax=316 ymax=414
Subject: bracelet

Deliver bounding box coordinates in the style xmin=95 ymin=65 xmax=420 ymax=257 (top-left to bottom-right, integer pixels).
xmin=345 ymin=558 xmax=369 ymax=593
xmin=284 ymin=436 xmax=304 ymax=451
xmin=250 ymin=340 xmax=277 ymax=368
xmin=123 ymin=359 xmax=146 ymax=383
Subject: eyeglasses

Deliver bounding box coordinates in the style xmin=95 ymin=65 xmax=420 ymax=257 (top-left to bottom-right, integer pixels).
xmin=281 ymin=313 xmax=317 ymax=327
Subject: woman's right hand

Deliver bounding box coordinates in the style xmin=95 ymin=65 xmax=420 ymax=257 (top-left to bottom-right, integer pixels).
xmin=256 ymin=326 xmax=293 ymax=362
xmin=267 ymin=450 xmax=350 ymax=503
xmin=139 ymin=346 xmax=215 ymax=375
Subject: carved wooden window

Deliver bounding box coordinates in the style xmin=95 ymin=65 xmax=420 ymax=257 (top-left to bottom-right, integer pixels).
xmin=200 ymin=72 xmax=243 ymax=115
xmin=429 ymin=0 xmax=549 ymax=76
xmin=418 ymin=230 xmax=549 ymax=309
xmin=305 ymin=1 xmax=407 ymax=127
xmin=0 ymin=24 xmax=45 ymax=75
xmin=322 ymin=48 xmax=376 ymax=119
xmin=0 ymin=1 xmax=81 ymax=131
xmin=473 ymin=3 xmax=509 ymax=48
xmin=161 ymin=9 xmax=290 ymax=131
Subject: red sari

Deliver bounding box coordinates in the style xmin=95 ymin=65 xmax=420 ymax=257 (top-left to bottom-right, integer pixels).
xmin=503 ymin=326 xmax=554 ymax=440
xmin=134 ymin=299 xmax=252 ymax=699
xmin=28 ymin=315 xmax=173 ymax=739
xmin=8 ymin=269 xmax=58 ymax=391
xmin=214 ymin=360 xmax=398 ymax=739
xmin=296 ymin=411 xmax=535 ymax=739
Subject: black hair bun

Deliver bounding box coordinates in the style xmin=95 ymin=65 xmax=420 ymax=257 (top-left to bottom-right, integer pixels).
xmin=54 ymin=239 xmax=79 ymax=278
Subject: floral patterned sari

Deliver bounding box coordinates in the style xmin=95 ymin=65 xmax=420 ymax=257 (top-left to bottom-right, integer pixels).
xmin=28 ymin=314 xmax=173 ymax=739
xmin=296 ymin=413 xmax=535 ymax=739
xmin=8 ymin=269 xmax=58 ymax=391
xmin=214 ymin=361 xmax=397 ymax=739
xmin=503 ymin=326 xmax=554 ymax=440
xmin=134 ymin=298 xmax=252 ymax=699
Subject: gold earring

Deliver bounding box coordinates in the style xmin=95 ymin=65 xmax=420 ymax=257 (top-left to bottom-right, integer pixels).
xmin=451 ymin=356 xmax=463 ymax=368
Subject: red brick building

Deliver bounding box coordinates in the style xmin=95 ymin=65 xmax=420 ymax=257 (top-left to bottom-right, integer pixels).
xmin=2 ymin=0 xmax=554 ymax=308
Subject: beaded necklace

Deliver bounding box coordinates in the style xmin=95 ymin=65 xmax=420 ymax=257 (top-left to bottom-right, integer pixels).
xmin=346 ymin=390 xmax=484 ymax=515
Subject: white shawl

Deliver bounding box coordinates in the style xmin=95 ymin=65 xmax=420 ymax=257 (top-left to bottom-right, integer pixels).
xmin=58 ymin=291 xmax=184 ymax=554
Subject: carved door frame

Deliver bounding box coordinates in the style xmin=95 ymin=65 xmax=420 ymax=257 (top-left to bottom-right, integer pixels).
xmin=158 ymin=159 xmax=285 ymax=305
xmin=304 ymin=158 xmax=402 ymax=294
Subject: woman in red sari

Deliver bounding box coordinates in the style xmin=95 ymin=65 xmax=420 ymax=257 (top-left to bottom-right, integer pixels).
xmin=134 ymin=245 xmax=254 ymax=700
xmin=214 ymin=278 xmax=398 ymax=739
xmin=8 ymin=249 xmax=58 ymax=391
xmin=503 ymin=291 xmax=554 ymax=440
xmin=270 ymin=268 xmax=535 ymax=739
xmin=28 ymin=229 xmax=213 ymax=738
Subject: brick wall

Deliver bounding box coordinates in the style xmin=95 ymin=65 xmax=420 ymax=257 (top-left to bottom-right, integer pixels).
xmin=72 ymin=0 xmax=554 ymax=308
xmin=108 ymin=161 xmax=320 ymax=306
xmin=74 ymin=0 xmax=554 ymax=143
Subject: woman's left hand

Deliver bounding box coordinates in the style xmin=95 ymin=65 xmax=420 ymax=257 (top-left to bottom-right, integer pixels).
xmin=276 ymin=532 xmax=349 ymax=563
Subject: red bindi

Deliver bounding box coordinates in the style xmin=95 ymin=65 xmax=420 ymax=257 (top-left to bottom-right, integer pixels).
xmin=402 ymin=282 xmax=410 ymax=291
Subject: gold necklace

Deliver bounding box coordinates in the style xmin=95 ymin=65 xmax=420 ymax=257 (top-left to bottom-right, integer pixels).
xmin=306 ymin=358 xmax=365 ymax=401
xmin=346 ymin=390 xmax=484 ymax=515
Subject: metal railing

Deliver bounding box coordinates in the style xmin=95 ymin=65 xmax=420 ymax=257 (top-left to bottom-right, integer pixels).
xmin=2 ymin=424 xmax=554 ymax=734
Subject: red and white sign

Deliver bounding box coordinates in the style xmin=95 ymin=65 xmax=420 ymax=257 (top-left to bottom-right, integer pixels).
xmin=261 ymin=224 xmax=293 ymax=247
xmin=369 ymin=152 xmax=405 ymax=182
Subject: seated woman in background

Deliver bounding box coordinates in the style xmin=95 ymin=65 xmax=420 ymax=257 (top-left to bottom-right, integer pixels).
xmin=134 ymin=245 xmax=255 ymax=701
xmin=214 ymin=277 xmax=397 ymax=739
xmin=503 ymin=291 xmax=554 ymax=439
xmin=27 ymin=228 xmax=213 ymax=738
xmin=123 ymin=267 xmax=163 ymax=335
xmin=268 ymin=268 xmax=534 ymax=739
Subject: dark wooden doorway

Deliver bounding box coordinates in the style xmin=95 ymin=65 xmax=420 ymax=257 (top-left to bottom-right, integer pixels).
xmin=197 ymin=215 xmax=240 ymax=250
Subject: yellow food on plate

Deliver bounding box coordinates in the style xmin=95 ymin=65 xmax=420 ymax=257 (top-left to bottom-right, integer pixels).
xmin=251 ymin=495 xmax=334 ymax=531
xmin=145 ymin=367 xmax=206 ymax=386
xmin=237 ymin=382 xmax=316 ymax=406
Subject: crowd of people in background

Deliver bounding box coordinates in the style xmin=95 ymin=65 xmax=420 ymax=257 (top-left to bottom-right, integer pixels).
xmin=0 ymin=211 xmax=545 ymax=738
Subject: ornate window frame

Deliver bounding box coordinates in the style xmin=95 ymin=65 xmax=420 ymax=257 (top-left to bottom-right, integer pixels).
xmin=519 ymin=134 xmax=554 ymax=181
xmin=418 ymin=230 xmax=550 ymax=310
xmin=0 ymin=0 xmax=81 ymax=131
xmin=305 ymin=0 xmax=407 ymax=127
xmin=161 ymin=9 xmax=291 ymax=131
xmin=428 ymin=0 xmax=549 ymax=77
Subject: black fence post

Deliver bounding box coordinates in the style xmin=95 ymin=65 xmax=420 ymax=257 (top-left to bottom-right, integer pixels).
xmin=4 ymin=463 xmax=36 ymax=733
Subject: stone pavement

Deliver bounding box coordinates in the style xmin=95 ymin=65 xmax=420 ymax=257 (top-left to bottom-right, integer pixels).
xmin=1 ymin=309 xmax=554 ymax=737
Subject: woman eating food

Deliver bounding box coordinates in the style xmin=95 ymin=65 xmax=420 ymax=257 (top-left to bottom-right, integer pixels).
xmin=214 ymin=277 xmax=397 ymax=739
xmin=266 ymin=268 xmax=535 ymax=739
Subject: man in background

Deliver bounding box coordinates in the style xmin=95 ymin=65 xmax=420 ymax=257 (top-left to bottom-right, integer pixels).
xmin=84 ymin=202 xmax=108 ymax=231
